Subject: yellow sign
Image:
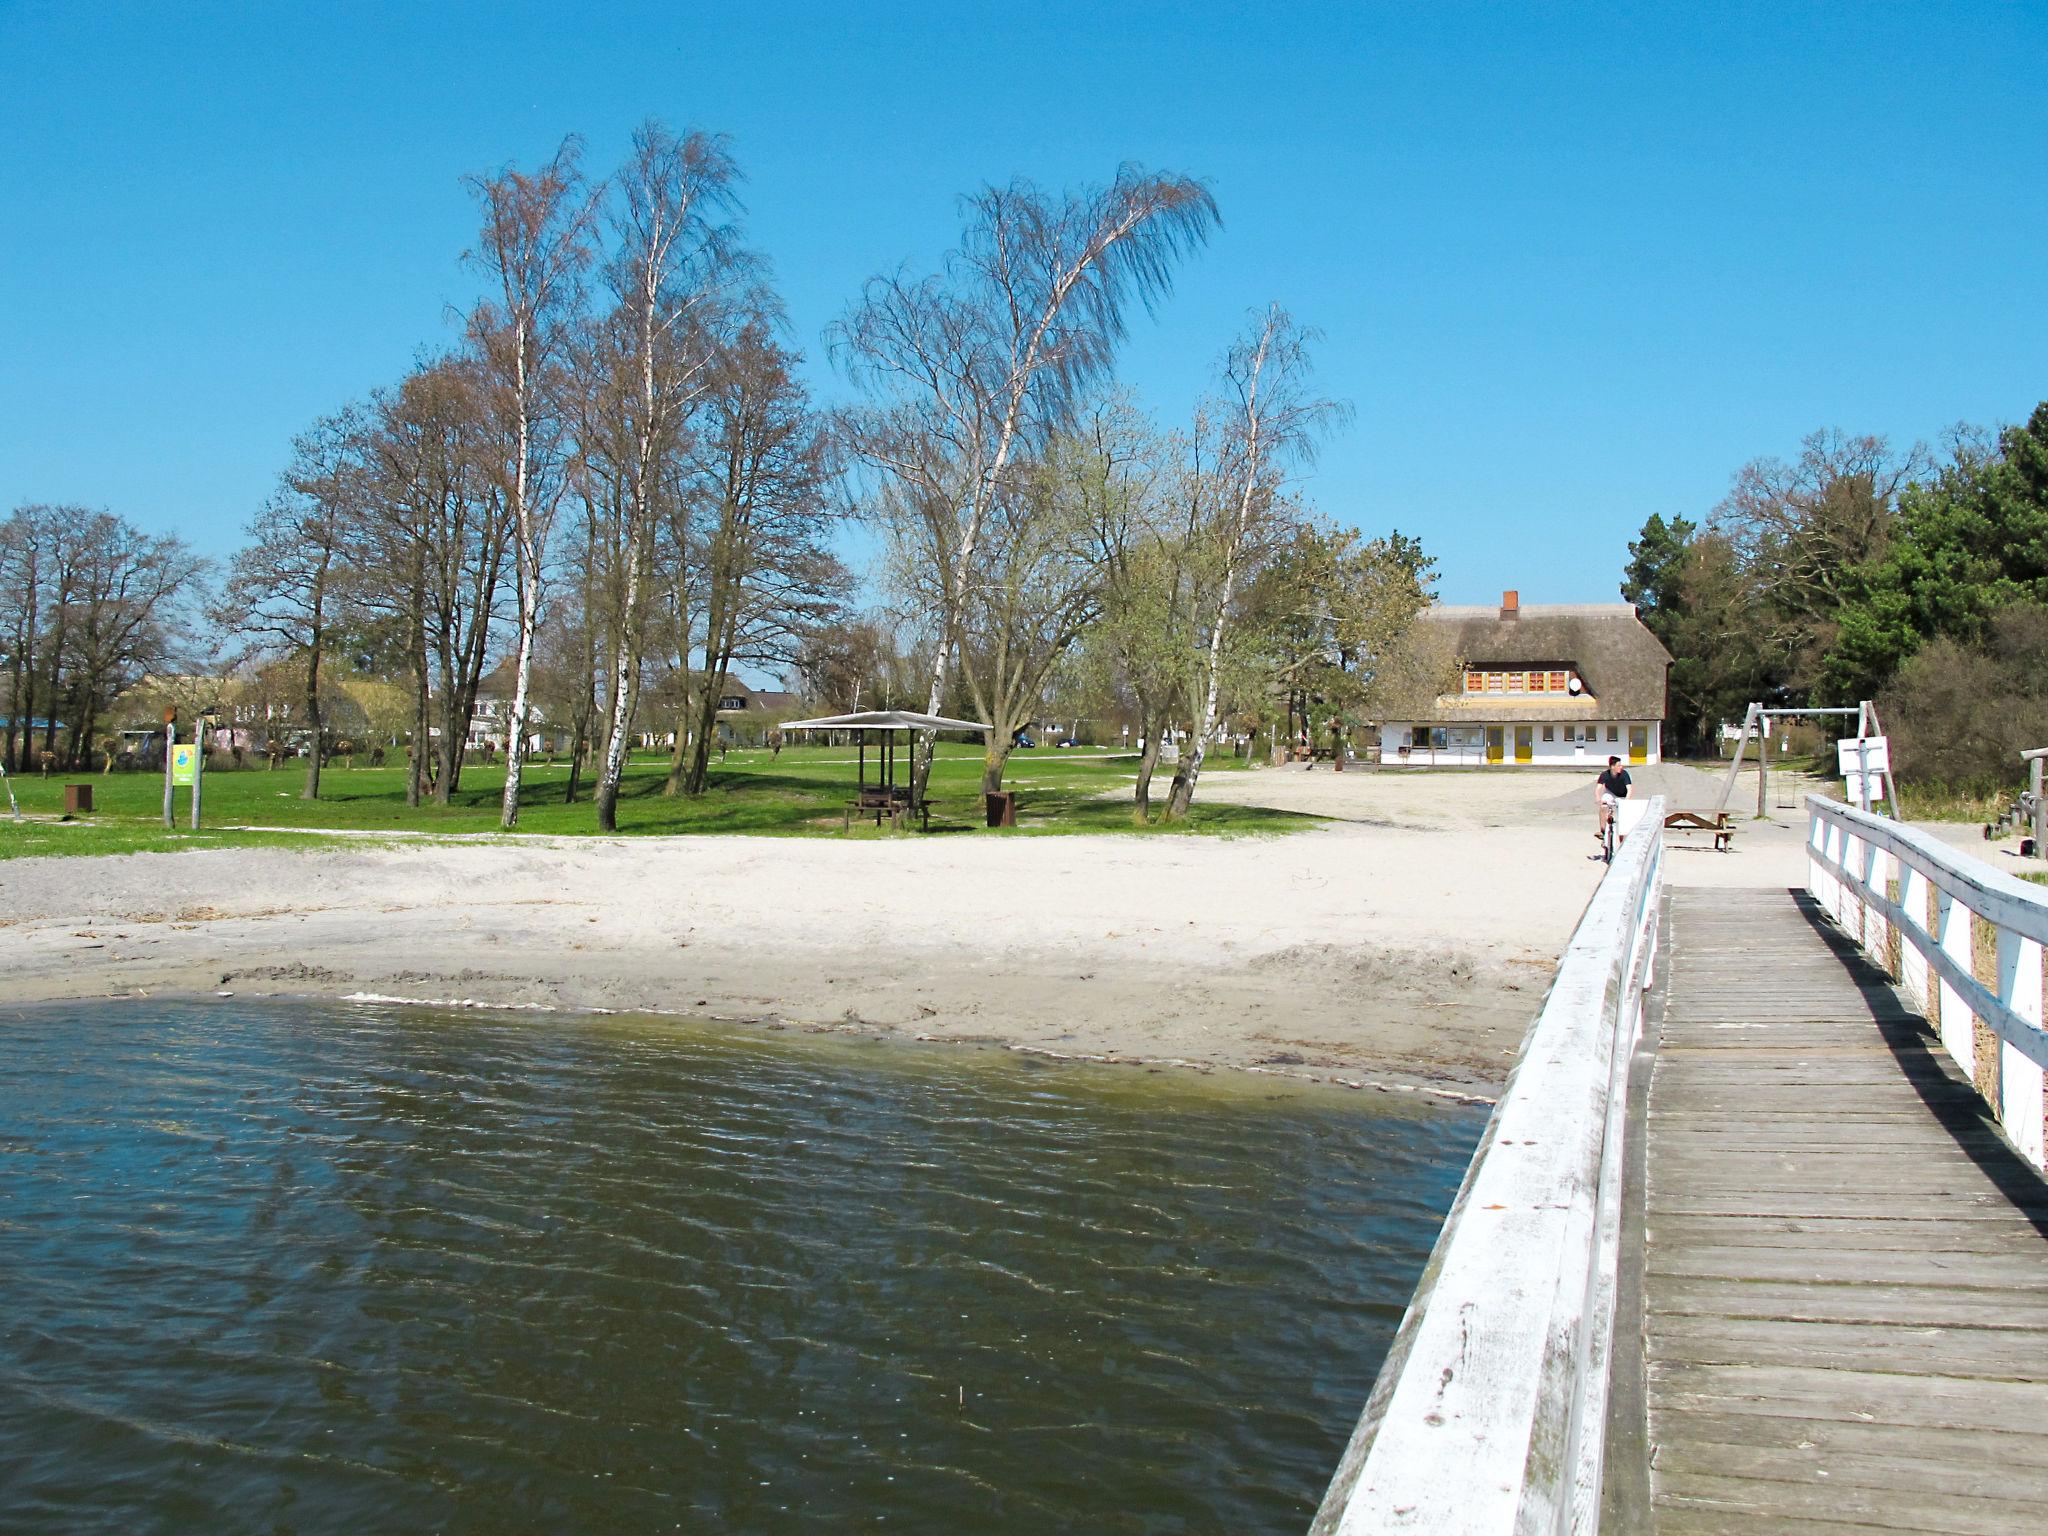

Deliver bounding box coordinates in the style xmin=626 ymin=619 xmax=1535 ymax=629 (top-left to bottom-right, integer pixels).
xmin=170 ymin=744 xmax=198 ymax=786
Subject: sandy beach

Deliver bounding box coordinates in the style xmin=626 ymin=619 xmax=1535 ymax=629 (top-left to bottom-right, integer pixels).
xmin=0 ymin=763 xmax=1843 ymax=1098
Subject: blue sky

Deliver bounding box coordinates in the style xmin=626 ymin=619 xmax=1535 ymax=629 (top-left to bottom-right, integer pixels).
xmin=2 ymin=1 xmax=2043 ymax=606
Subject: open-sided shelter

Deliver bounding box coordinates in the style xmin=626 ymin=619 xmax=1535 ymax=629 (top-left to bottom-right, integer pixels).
xmin=779 ymin=710 xmax=990 ymax=830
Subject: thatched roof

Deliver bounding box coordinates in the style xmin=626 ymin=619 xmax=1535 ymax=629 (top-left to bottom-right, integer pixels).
xmin=1400 ymin=603 xmax=1672 ymax=723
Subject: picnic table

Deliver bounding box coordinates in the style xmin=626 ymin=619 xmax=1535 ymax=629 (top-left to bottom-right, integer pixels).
xmin=844 ymin=784 xmax=928 ymax=833
xmin=1663 ymin=808 xmax=1737 ymax=851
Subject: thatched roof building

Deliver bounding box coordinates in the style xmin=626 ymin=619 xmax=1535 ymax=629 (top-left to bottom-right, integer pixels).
xmin=1378 ymin=592 xmax=1673 ymax=767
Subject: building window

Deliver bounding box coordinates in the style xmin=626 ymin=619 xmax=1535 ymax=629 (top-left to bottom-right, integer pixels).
xmin=1607 ymin=725 xmax=1619 ymax=743
xmin=1455 ymin=668 xmax=1577 ymax=696
xmin=1542 ymin=725 xmax=1554 ymax=742
xmin=1431 ymin=727 xmax=1448 ymax=750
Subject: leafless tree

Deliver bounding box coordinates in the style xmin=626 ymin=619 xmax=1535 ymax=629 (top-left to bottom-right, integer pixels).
xmin=835 ymin=164 xmax=1218 ymax=800
xmin=676 ymin=324 xmax=844 ymax=795
xmin=1166 ymin=306 xmax=1347 ymax=819
xmin=464 ymin=138 xmax=602 ymax=828
xmin=222 ymin=409 xmax=370 ymax=799
xmin=361 ymin=357 xmax=509 ymax=805
xmin=1710 ymin=427 xmax=1931 ymax=682
xmin=1 ymin=504 xmax=203 ymax=771
xmin=947 ymin=454 xmax=1104 ymax=793
xmin=584 ymin=121 xmax=743 ymax=830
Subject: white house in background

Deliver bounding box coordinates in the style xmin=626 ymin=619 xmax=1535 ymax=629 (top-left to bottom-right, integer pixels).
xmin=712 ymin=679 xmax=801 ymax=746
xmin=1378 ymin=591 xmax=1673 ymax=768
xmin=467 ymin=658 xmax=563 ymax=753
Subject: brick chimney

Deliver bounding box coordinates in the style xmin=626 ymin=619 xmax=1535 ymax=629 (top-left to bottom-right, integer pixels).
xmin=1500 ymin=589 xmax=1519 ymax=621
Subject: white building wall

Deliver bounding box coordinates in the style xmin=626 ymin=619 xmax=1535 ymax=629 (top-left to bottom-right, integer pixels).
xmin=1379 ymin=720 xmax=1661 ymax=767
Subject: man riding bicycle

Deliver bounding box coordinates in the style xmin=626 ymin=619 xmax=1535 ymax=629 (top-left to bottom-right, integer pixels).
xmin=1595 ymin=755 xmax=1632 ymax=846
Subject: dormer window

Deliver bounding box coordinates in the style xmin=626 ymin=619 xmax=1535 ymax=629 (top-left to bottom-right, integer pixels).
xmin=1462 ymin=669 xmax=1573 ymax=695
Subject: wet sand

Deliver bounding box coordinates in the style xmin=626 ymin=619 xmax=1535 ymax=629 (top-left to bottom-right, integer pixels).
xmin=0 ymin=763 xmax=1829 ymax=1100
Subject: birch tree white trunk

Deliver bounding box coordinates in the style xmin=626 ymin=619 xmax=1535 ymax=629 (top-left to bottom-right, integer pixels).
xmin=1166 ymin=306 xmax=1344 ymax=821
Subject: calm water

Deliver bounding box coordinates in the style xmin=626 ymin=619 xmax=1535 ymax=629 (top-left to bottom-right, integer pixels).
xmin=0 ymin=999 xmax=1481 ymax=1535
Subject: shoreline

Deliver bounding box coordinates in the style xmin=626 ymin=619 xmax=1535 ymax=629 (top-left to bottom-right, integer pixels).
xmin=20 ymin=980 xmax=1504 ymax=1106
xmin=7 ymin=767 xmax=1792 ymax=1098
xmin=0 ymin=804 xmax=1611 ymax=1098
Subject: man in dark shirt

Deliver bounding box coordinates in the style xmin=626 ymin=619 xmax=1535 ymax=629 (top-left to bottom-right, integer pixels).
xmin=1596 ymin=755 xmax=1631 ymax=843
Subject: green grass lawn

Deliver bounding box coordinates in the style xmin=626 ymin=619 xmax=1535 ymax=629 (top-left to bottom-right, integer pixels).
xmin=0 ymin=744 xmax=1315 ymax=860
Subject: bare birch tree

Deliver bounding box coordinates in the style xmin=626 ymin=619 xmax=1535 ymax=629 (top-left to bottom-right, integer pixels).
xmin=465 ymin=140 xmax=601 ymax=829
xmin=1165 ymin=306 xmax=1347 ymax=820
xmin=835 ymin=165 xmax=1218 ymax=800
xmin=585 ymin=122 xmax=742 ymax=831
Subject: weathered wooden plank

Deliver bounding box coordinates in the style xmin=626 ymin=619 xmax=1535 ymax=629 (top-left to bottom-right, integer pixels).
xmin=1648 ymin=1313 xmax=2048 ymax=1379
xmin=1650 ymin=1361 xmax=2048 ymax=1435
xmin=1652 ymin=1411 xmax=2048 ymax=1474
xmin=1652 ymin=1512 xmax=1956 ymax=1536
xmin=1649 ymin=1214 xmax=2046 ymax=1252
xmin=1653 ymin=1468 xmax=2047 ymax=1535
xmin=1649 ymin=1274 xmax=2048 ymax=1329
xmin=1650 ymin=1191 xmax=2040 ymax=1222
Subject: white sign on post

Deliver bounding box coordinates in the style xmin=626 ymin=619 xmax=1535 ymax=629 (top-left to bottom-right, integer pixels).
xmin=1836 ymin=736 xmax=1890 ymax=776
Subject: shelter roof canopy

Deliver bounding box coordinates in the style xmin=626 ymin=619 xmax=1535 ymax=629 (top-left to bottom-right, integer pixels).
xmin=780 ymin=710 xmax=990 ymax=734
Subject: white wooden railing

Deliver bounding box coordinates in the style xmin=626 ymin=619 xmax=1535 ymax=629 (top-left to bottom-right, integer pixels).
xmin=1311 ymin=798 xmax=1665 ymax=1535
xmin=1806 ymin=795 xmax=2048 ymax=1169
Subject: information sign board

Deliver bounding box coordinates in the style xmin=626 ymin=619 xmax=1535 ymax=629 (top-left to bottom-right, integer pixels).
xmin=170 ymin=743 xmax=198 ymax=786
xmin=1835 ymin=736 xmax=1890 ymax=776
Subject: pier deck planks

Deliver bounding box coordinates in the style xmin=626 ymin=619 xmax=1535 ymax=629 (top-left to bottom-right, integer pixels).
xmin=1635 ymin=887 xmax=2048 ymax=1534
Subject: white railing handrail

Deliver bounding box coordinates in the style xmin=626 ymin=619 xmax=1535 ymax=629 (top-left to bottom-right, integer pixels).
xmin=1807 ymin=796 xmax=2048 ymax=1070
xmin=1806 ymin=793 xmax=2048 ymax=1169
xmin=1809 ymin=795 xmax=2048 ymax=949
xmin=1312 ymin=797 xmax=1665 ymax=1535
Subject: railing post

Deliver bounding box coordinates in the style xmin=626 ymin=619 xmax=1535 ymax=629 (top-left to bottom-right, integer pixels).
xmin=1899 ymin=861 xmax=1932 ymax=1012
xmin=1862 ymin=837 xmax=1890 ymax=964
xmin=1934 ymin=888 xmax=1976 ymax=1078
xmin=1999 ymin=927 xmax=2046 ymax=1169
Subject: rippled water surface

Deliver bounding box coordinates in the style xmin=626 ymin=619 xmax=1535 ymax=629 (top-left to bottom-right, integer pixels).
xmin=0 ymin=999 xmax=1482 ymax=1534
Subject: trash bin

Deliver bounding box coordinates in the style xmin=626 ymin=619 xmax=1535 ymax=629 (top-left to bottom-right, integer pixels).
xmin=63 ymin=783 xmax=93 ymax=815
xmin=984 ymin=791 xmax=1016 ymax=828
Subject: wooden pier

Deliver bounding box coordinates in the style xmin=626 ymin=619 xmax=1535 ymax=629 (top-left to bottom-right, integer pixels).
xmin=1316 ymin=798 xmax=2048 ymax=1535
xmin=1612 ymin=886 xmax=2048 ymax=1533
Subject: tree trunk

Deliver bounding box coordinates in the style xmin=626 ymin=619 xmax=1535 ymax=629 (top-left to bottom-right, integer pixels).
xmin=564 ymin=698 xmax=591 ymax=804
xmin=302 ymin=643 xmax=324 ymax=801
xmin=407 ymin=608 xmax=430 ymax=808
xmin=593 ymin=549 xmax=646 ymax=832
xmin=1168 ymin=598 xmax=1232 ymax=822
xmin=683 ymin=657 xmax=729 ymax=797
xmin=1131 ymin=706 xmax=1164 ymax=825
xmin=499 ymin=325 xmax=539 ymax=832
xmin=499 ymin=540 xmax=538 ymax=828
xmin=662 ymin=694 xmax=690 ymax=796
xmin=39 ymin=600 xmax=67 ymax=764
xmin=980 ymin=741 xmax=1012 ymax=796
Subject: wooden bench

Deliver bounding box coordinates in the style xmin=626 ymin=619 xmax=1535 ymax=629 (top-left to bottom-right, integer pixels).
xmin=1663 ymin=809 xmax=1737 ymax=851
